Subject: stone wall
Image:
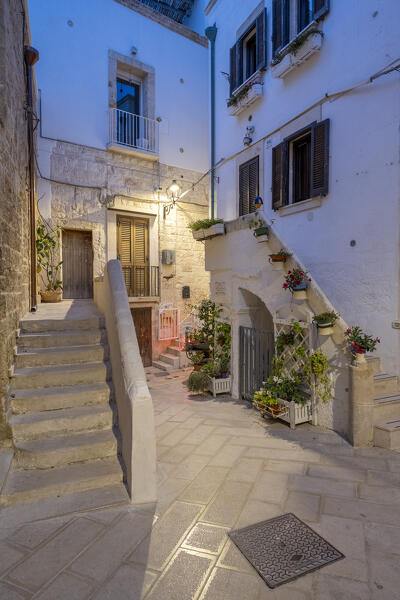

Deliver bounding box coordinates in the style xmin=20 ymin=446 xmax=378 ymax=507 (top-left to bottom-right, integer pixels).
xmin=38 ymin=139 xmax=210 ymax=359
xmin=0 ymin=0 xmax=32 ymax=443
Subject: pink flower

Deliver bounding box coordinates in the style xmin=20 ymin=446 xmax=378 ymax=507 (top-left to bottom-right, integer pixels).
xmin=283 ymin=283 xmax=288 ymax=289
xmin=299 ymin=272 xmax=304 ymax=277
xmin=346 ymin=328 xmax=351 ymax=334
xmin=376 ymin=338 xmax=381 ymax=343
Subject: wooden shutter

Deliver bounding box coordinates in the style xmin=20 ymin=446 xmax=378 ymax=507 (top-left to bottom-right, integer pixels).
xmin=117 ymin=217 xmax=133 ymax=295
xmin=239 ymin=156 xmax=259 ymax=216
xmin=312 ymin=0 xmax=329 ymax=20
xmin=256 ymin=9 xmax=267 ymax=71
xmin=272 ymin=142 xmax=289 ymax=210
xmin=230 ymin=44 xmax=237 ymax=95
xmin=272 ymin=0 xmax=290 ymax=56
xmin=310 ymin=119 xmax=330 ymax=197
xmin=133 ymin=219 xmax=148 ymax=297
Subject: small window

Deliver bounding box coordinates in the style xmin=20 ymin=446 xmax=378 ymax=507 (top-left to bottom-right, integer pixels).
xmin=230 ymin=10 xmax=267 ymax=95
xmin=239 ymin=156 xmax=259 ymax=216
xmin=272 ymin=0 xmax=329 ymax=57
xmin=272 ymin=120 xmax=330 ymax=210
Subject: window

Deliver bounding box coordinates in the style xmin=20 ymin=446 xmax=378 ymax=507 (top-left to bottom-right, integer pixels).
xmin=272 ymin=0 xmax=329 ymax=56
xmin=230 ymin=10 xmax=267 ymax=95
xmin=239 ymin=156 xmax=259 ymax=216
xmin=272 ymin=120 xmax=329 ymax=210
xmin=116 ymin=78 xmax=141 ymax=146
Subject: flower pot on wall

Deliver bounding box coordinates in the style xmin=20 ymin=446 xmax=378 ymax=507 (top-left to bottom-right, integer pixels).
xmin=353 ymin=353 xmax=367 ymax=366
xmin=317 ymin=323 xmax=334 ymax=336
xmin=40 ymin=289 xmax=62 ymax=303
xmin=292 ymin=282 xmax=308 ymax=300
xmin=269 ymin=255 xmax=286 ymax=271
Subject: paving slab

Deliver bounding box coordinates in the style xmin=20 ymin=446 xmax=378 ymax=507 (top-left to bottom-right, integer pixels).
xmin=33 ymin=571 xmax=94 ymax=600
xmin=199 ymin=566 xmax=261 ymax=600
xmin=90 ymin=564 xmax=157 ymax=600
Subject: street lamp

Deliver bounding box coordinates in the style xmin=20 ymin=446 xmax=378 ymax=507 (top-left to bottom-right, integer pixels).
xmin=164 ymin=179 xmax=182 ymax=217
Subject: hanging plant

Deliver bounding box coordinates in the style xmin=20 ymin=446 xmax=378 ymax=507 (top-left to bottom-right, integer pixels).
xmin=305 ymin=350 xmax=333 ymax=404
xmin=269 ymin=248 xmax=291 ymax=263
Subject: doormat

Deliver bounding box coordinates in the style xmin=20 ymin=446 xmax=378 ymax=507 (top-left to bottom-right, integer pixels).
xmin=228 ymin=513 xmax=344 ymax=589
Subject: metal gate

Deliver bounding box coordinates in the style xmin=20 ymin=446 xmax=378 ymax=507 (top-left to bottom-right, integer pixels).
xmin=239 ymin=326 xmax=274 ymax=401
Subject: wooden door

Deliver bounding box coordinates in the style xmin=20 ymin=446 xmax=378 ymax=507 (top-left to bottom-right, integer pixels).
xmin=117 ymin=216 xmax=149 ymax=296
xmin=131 ymin=307 xmax=152 ymax=367
xmin=62 ymin=230 xmax=93 ymax=299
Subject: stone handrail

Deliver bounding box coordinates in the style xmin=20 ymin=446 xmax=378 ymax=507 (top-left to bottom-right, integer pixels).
xmin=95 ymin=260 xmax=157 ymax=503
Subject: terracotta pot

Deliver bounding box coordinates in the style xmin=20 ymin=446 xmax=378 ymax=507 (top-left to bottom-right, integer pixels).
xmin=269 ymin=255 xmax=286 ymax=262
xmin=192 ymin=364 xmax=202 ymax=372
xmin=40 ymin=289 xmax=62 ymax=303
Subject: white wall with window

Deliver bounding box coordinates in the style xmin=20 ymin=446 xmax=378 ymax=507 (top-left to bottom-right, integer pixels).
xmin=205 ymin=0 xmax=400 ymax=373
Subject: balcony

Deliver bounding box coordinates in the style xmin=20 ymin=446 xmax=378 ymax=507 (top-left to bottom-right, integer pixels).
xmin=121 ymin=265 xmax=160 ymax=299
xmin=108 ymin=109 xmax=159 ymax=160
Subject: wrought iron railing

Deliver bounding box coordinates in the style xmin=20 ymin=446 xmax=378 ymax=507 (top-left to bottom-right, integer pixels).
xmin=121 ymin=265 xmax=160 ymax=298
xmin=109 ymin=108 xmax=159 ymax=154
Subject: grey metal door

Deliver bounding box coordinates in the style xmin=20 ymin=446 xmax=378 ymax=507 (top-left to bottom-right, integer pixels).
xmin=239 ymin=326 xmax=274 ymax=401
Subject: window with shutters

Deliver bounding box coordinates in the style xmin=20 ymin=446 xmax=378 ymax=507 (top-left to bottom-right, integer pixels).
xmin=229 ymin=9 xmax=267 ymax=95
xmin=239 ymin=156 xmax=259 ymax=216
xmin=272 ymin=0 xmax=329 ymax=57
xmin=272 ymin=120 xmax=329 ymax=211
xmin=117 ymin=215 xmax=156 ymax=297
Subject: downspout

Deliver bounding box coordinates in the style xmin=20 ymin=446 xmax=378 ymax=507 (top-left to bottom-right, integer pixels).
xmin=24 ymin=46 xmax=39 ymax=311
xmin=205 ymin=25 xmax=217 ymax=218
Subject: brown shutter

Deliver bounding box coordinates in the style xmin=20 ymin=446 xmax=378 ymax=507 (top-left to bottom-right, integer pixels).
xmin=281 ymin=140 xmax=290 ymax=206
xmin=272 ymin=0 xmax=283 ymax=56
xmin=117 ymin=217 xmax=133 ymax=295
xmin=311 ymin=119 xmax=330 ymax=197
xmin=272 ymin=144 xmax=282 ymax=210
xmin=239 ymin=156 xmax=259 ymax=216
xmin=312 ymin=0 xmax=329 ymax=20
xmin=133 ymin=219 xmax=149 ymax=297
xmin=230 ymin=44 xmax=237 ymax=95
xmin=256 ymin=9 xmax=267 ymax=71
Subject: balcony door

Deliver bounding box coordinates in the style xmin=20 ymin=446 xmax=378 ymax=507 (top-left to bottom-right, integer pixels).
xmin=117 ymin=215 xmax=149 ymax=297
xmin=116 ymin=78 xmax=140 ymax=146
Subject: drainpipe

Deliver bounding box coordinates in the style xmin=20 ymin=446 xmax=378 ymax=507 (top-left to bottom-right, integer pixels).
xmin=205 ymin=24 xmax=217 ymax=218
xmin=24 ymin=46 xmax=39 ymax=311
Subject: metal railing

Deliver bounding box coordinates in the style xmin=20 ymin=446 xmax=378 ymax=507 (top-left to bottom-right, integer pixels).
xmin=121 ymin=265 xmax=160 ymax=298
xmin=109 ymin=108 xmax=159 ymax=154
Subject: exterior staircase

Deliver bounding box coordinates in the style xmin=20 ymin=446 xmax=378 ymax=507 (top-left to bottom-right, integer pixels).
xmin=1 ymin=300 xmax=129 ymax=507
xmin=369 ymin=357 xmax=400 ymax=449
xmin=153 ymin=342 xmax=188 ymax=372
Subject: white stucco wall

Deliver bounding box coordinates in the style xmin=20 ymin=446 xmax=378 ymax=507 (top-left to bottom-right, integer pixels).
xmin=29 ymin=0 xmax=209 ymax=171
xmin=205 ymin=0 xmax=400 ymax=374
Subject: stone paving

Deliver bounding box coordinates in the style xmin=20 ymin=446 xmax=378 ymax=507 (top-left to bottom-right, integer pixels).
xmin=1 ymin=367 xmax=400 ymax=599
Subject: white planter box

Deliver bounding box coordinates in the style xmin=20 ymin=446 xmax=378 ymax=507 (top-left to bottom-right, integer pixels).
xmin=277 ymin=398 xmax=312 ymax=429
xmin=208 ymin=376 xmax=231 ymax=397
xmin=271 ymin=33 xmax=323 ymax=79
xmin=227 ymin=84 xmax=264 ymax=117
xmin=192 ymin=222 xmax=225 ymax=241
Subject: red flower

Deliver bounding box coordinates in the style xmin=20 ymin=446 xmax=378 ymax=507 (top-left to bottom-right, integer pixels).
xmin=353 ymin=342 xmax=359 ymax=348
xmin=290 ymin=275 xmax=294 ymax=280
xmin=283 ymin=283 xmax=288 ymax=289
xmin=295 ymin=281 xmax=300 ymax=286
xmin=377 ymin=338 xmax=381 ymax=343
xmin=346 ymin=328 xmax=351 ymax=334
xmin=288 ymin=271 xmax=291 ymax=274
xmin=357 ymin=349 xmax=363 ymax=354
xmin=299 ymin=272 xmax=304 ymax=277
xmin=308 ymin=278 xmax=312 ymax=282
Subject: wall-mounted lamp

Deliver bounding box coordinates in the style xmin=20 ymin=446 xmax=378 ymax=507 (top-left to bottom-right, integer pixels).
xmin=254 ymin=196 xmax=263 ymax=209
xmin=243 ymin=125 xmax=255 ymax=147
xmin=163 ymin=179 xmax=182 ymax=218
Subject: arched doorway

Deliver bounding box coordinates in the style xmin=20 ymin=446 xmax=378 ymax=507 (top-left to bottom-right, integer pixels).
xmin=238 ymin=289 xmax=274 ymax=400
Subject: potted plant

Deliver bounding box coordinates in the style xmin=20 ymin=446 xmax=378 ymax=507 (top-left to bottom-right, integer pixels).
xmin=344 ymin=326 xmax=380 ymax=365
xmin=313 ymin=311 xmax=339 ymax=336
xmin=36 ymin=219 xmax=63 ymax=303
xmin=187 ymin=370 xmax=209 ymax=394
xmin=188 ymin=351 xmax=205 ymax=371
xmin=283 ymin=268 xmax=312 ymax=300
xmin=249 ymin=216 xmax=268 ymax=240
xmin=253 ymin=371 xmax=309 ymax=425
xmin=305 ymin=350 xmax=333 ymax=404
xmin=269 ymin=248 xmax=291 ymax=270
xmin=188 ymin=218 xmax=224 ymax=241
xmin=253 ymin=388 xmax=283 ymax=418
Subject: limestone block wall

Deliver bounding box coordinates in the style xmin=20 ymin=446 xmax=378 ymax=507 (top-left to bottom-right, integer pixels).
xmin=0 ymin=0 xmax=32 ymax=442
xmin=37 ymin=139 xmax=210 ymax=358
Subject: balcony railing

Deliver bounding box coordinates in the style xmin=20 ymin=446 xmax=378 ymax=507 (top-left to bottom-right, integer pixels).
xmin=109 ymin=108 xmax=159 ymax=155
xmin=121 ymin=265 xmax=160 ymax=298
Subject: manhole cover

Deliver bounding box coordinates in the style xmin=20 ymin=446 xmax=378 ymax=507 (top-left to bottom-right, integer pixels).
xmin=228 ymin=513 xmax=344 ymax=589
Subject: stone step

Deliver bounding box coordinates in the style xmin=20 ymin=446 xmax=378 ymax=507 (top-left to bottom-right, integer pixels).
xmin=152 ymin=360 xmax=170 ymax=372
xmin=17 ymin=328 xmax=105 ymax=349
xmin=14 ymin=429 xmax=117 ymax=469
xmin=366 ymin=356 xmax=381 ymax=375
xmin=11 ymin=361 xmax=111 ymax=390
xmin=159 ymin=353 xmax=180 ymax=368
xmin=373 ymin=392 xmax=400 ymax=423
xmin=373 ymin=373 xmax=399 ymax=396
xmin=0 ymin=457 xmax=123 ymax=506
xmin=15 ymin=344 xmax=107 ymax=368
xmin=10 ymin=382 xmax=111 ymax=414
xmin=9 ymin=405 xmax=113 ymax=441
xmin=374 ymin=417 xmax=400 ymax=450
xmin=167 ymin=346 xmax=181 ymax=357
xmin=20 ymin=317 xmax=105 ymax=334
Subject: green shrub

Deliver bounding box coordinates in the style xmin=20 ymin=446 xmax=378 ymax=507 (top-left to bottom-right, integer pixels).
xmin=188 ymin=218 xmax=223 ymax=232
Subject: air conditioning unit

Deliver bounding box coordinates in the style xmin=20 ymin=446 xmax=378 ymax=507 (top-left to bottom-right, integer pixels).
xmin=162 ymin=250 xmax=176 ymax=265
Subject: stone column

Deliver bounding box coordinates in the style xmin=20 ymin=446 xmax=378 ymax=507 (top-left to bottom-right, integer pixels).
xmin=349 ymin=362 xmax=375 ymax=446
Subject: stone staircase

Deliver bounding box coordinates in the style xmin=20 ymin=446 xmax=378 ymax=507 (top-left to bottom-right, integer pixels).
xmin=1 ymin=300 xmax=129 ymax=507
xmin=153 ymin=342 xmax=188 ymax=372
xmin=368 ymin=357 xmax=400 ymax=449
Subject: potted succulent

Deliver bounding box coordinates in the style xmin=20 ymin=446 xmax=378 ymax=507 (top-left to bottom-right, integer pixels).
xmin=36 ymin=219 xmax=63 ymax=303
xmin=283 ymin=268 xmax=312 ymax=300
xmin=313 ymin=311 xmax=339 ymax=336
xmin=344 ymin=326 xmax=380 ymax=365
xmin=249 ymin=216 xmax=268 ymax=240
